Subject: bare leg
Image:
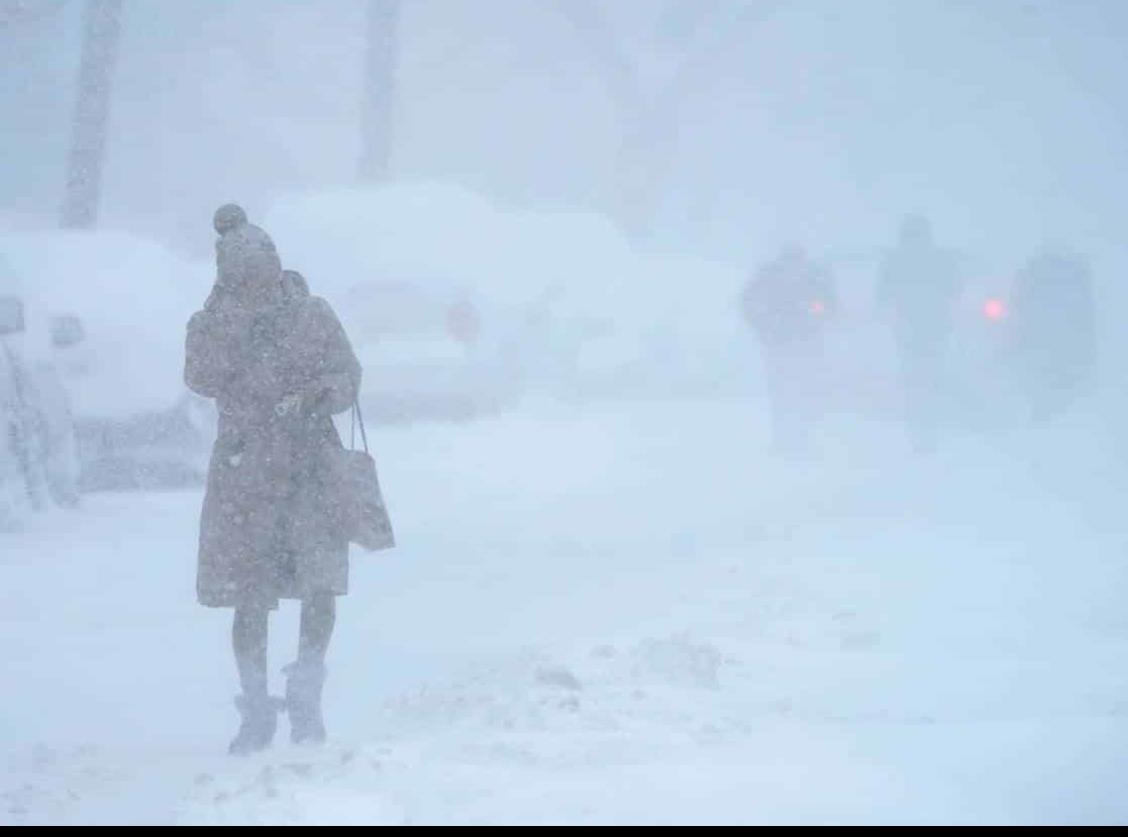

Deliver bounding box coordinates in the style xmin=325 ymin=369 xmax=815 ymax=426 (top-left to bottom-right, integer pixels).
xmin=298 ymin=592 xmax=336 ymax=665
xmin=232 ymin=605 xmax=269 ymax=698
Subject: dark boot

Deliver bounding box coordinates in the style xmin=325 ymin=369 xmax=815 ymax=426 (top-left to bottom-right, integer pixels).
xmin=228 ymin=693 xmax=281 ymax=756
xmin=284 ymin=661 xmax=327 ymax=745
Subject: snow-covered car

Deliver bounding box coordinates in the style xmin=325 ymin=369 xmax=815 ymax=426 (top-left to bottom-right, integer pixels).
xmin=340 ymin=279 xmax=515 ymax=423
xmin=265 ymin=183 xmax=756 ymax=410
xmin=944 ymin=271 xmax=1025 ymax=432
xmin=266 ymin=186 xmax=542 ymax=422
xmin=0 ymin=263 xmax=79 ymax=527
xmin=1 ymin=232 xmax=213 ymax=492
xmin=947 ymin=254 xmax=1097 ymax=430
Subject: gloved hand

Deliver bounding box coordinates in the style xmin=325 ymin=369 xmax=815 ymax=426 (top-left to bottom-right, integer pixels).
xmin=275 ymin=392 xmax=303 ymax=417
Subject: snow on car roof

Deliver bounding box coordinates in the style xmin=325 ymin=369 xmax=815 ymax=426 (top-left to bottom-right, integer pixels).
xmin=0 ymin=230 xmax=208 ymax=419
xmin=265 ymin=182 xmax=747 ymax=358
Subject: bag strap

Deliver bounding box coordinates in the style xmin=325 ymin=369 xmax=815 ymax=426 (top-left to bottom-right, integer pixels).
xmin=351 ymin=399 xmax=370 ymax=456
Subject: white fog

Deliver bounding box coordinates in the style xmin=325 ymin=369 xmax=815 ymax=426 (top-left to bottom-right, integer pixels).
xmin=2 ymin=0 xmax=1127 ymax=825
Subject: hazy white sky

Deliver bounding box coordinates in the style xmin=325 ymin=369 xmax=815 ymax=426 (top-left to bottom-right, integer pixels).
xmin=3 ymin=0 xmax=1127 ymax=268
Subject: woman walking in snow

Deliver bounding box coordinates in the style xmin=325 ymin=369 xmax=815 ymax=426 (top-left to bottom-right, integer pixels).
xmin=185 ymin=204 xmax=361 ymax=754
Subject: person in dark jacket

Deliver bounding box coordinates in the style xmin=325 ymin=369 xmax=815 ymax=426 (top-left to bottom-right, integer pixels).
xmin=1009 ymin=250 xmax=1096 ymax=420
xmin=877 ymin=215 xmax=961 ymax=451
xmin=741 ymin=244 xmax=837 ymax=452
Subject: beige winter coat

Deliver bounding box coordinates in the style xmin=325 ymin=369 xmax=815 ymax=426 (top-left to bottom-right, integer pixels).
xmin=185 ymin=225 xmax=361 ymax=609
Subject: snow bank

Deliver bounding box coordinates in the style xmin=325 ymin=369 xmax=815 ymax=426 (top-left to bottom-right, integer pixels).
xmin=5 ymin=401 xmax=1126 ymax=824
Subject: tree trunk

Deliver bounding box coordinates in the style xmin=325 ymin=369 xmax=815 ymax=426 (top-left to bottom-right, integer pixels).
xmin=558 ymin=0 xmax=779 ymax=240
xmin=0 ymin=1 xmax=68 ymax=28
xmin=612 ymin=100 xmax=681 ymax=239
xmin=61 ymin=0 xmax=122 ymax=230
xmin=358 ymin=0 xmax=400 ymax=183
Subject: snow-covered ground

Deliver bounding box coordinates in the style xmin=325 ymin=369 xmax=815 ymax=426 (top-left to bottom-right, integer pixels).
xmin=3 ymin=397 xmax=1127 ymax=825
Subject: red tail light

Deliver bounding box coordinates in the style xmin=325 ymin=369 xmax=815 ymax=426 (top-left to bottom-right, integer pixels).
xmin=983 ymin=298 xmax=1007 ymax=321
